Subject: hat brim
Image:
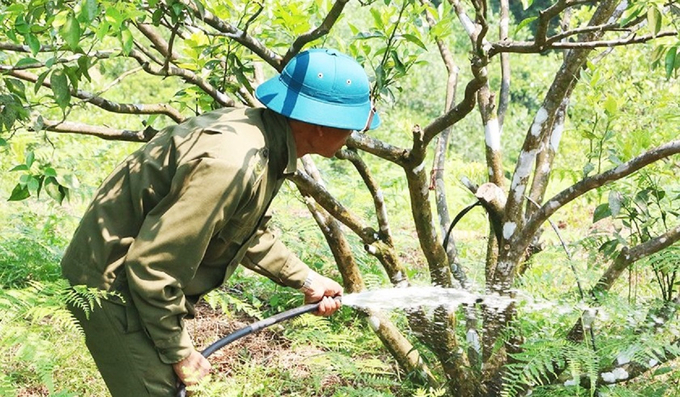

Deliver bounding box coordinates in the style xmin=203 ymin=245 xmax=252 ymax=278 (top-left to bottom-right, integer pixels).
xmin=256 ymin=77 xmax=380 ymax=131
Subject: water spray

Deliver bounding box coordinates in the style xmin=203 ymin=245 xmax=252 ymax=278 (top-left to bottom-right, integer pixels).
xmin=175 ymin=298 xmax=337 ymax=397
xmin=175 ymin=287 xmax=521 ymax=396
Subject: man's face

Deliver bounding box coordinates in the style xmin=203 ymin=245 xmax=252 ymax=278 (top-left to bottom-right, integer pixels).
xmin=314 ymin=127 xmax=354 ymax=158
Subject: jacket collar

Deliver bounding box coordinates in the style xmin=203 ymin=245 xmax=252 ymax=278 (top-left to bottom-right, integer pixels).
xmin=261 ymin=108 xmax=298 ymax=176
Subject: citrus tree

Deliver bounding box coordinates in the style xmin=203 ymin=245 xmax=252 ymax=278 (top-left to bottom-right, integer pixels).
xmin=1 ymin=0 xmax=680 ymax=395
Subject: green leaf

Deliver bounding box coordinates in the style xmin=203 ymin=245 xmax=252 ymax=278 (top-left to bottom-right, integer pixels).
xmin=653 ymin=366 xmax=673 ymax=376
xmin=515 ymin=17 xmax=537 ymax=36
xmin=620 ymin=4 xmax=644 ymax=27
xmin=4 ymin=78 xmax=27 ymax=102
xmin=35 ymin=70 xmax=50 ymax=94
xmin=593 ymin=203 xmax=612 ymax=223
xmin=59 ymin=13 xmax=82 ymax=50
xmin=647 ymin=6 xmax=662 ymax=37
xmin=582 ymin=162 xmax=595 ymax=177
xmin=64 ymin=65 xmax=80 ymax=91
xmin=27 ymin=175 xmax=40 ymax=192
xmin=120 ymin=25 xmax=133 ymax=55
xmin=15 ymin=57 xmax=40 ymax=68
xmin=152 ymin=9 xmax=163 ymax=26
xmin=604 ymin=95 xmax=618 ymax=116
xmin=14 ymin=14 xmax=30 ymax=34
xmin=52 ymin=10 xmax=70 ymax=28
xmin=9 ymin=164 xmax=30 ymax=172
xmin=77 ymin=56 xmax=92 ymax=82
xmin=370 ymin=7 xmax=384 ymax=30
xmin=50 ymin=70 xmax=71 ymax=110
xmin=44 ymin=177 xmax=66 ymax=204
xmin=25 ymin=150 xmax=35 ymax=168
xmin=8 ymin=184 xmax=30 ymax=201
xmin=608 ymin=191 xmax=623 ymax=217
xmin=191 ymin=0 xmax=205 ymax=20
xmin=79 ymin=0 xmax=99 ymax=23
xmin=25 ymin=33 xmax=41 ymax=56
xmin=56 ymin=173 xmax=80 ymax=190
xmin=96 ymin=21 xmax=111 ymax=40
xmin=520 ymin=0 xmax=534 ymax=10
xmin=402 ymin=33 xmax=427 ymax=50
xmin=665 ymin=47 xmax=678 ymax=80
xmin=105 ymin=7 xmax=124 ymax=30
xmin=43 ymin=167 xmax=57 ymax=177
xmin=599 ymin=239 xmax=619 ymax=257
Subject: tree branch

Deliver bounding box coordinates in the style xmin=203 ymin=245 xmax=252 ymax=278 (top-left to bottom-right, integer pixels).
xmin=504 ymin=0 xmax=621 ymax=249
xmin=282 ymin=0 xmax=350 ymax=65
xmin=38 ymin=119 xmax=156 ymax=142
xmin=596 ymin=226 xmax=680 ymax=293
xmin=521 ymin=140 xmax=680 ymax=252
xmin=6 ymin=69 xmax=186 ymax=123
xmin=0 ymin=50 xmax=116 ymax=71
xmin=135 ymin=23 xmax=180 ymax=63
xmin=497 ymin=0 xmax=510 ymax=129
xmin=128 ymin=49 xmax=235 ymax=107
xmin=289 ymin=169 xmax=380 ymax=244
xmin=0 ymin=42 xmax=56 ymax=53
xmin=335 ymin=149 xmax=393 ymax=245
xmin=489 ymin=31 xmax=677 ymax=56
xmin=421 ymin=0 xmax=463 ymax=284
xmin=346 ymin=131 xmax=409 ymax=166
xmin=177 ymin=0 xmax=283 ymax=71
xmin=422 ymin=76 xmax=484 ymax=145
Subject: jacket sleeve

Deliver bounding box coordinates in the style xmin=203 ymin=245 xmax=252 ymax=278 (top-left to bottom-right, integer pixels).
xmin=124 ymin=157 xmax=250 ymax=364
xmin=241 ymin=220 xmax=310 ymax=289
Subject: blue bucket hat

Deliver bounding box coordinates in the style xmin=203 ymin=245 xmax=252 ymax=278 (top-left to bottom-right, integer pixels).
xmin=255 ymin=48 xmax=380 ymax=131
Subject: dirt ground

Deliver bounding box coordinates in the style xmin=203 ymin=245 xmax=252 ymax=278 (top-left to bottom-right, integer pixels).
xmin=184 ymin=302 xmax=327 ymax=380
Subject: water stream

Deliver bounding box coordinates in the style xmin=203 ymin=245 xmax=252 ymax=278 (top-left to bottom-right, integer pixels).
xmin=340 ymin=286 xmax=602 ymax=319
xmin=341 ymin=286 xmax=515 ymax=312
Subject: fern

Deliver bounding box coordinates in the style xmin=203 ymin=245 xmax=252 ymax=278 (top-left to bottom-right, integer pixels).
xmin=0 ymin=279 xmax=117 ymax=396
xmin=413 ymin=387 xmax=447 ymax=397
xmin=638 ymin=245 xmax=680 ymax=301
xmin=203 ymin=289 xmax=264 ymax=320
xmin=61 ymin=283 xmax=114 ymax=319
xmin=502 ymin=339 xmax=568 ymax=397
xmin=287 ymin=314 xmax=355 ymax=350
xmin=563 ymin=343 xmax=600 ymax=397
xmin=0 ymin=372 xmax=16 ymax=396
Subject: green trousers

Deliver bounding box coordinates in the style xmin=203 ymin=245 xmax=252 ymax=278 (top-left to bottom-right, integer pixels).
xmin=69 ymin=299 xmax=178 ymax=396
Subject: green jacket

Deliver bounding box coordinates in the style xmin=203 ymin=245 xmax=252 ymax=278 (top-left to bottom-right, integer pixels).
xmin=61 ymin=107 xmax=310 ymax=364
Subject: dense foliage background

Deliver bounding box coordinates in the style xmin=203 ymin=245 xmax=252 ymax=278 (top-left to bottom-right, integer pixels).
xmin=1 ymin=0 xmax=679 ymax=396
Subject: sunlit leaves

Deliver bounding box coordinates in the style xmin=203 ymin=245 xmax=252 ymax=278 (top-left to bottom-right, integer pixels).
xmin=603 ymin=95 xmax=618 ymax=118
xmin=520 ymin=0 xmax=535 ymax=11
xmin=53 ymin=10 xmax=81 ymax=50
xmin=647 ymin=5 xmax=663 ymax=37
xmin=514 ymin=17 xmax=537 ymax=37
xmin=119 ymin=25 xmax=134 ymax=55
xmin=79 ymin=0 xmax=100 ymax=24
xmin=7 ymin=151 xmax=76 ymax=204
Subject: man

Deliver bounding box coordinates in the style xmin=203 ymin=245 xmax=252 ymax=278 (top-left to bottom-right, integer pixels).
xmin=61 ymin=48 xmax=380 ymax=396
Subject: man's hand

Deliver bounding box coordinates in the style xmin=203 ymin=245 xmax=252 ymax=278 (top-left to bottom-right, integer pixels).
xmin=173 ymin=350 xmax=211 ymax=386
xmin=301 ymin=271 xmax=343 ymax=316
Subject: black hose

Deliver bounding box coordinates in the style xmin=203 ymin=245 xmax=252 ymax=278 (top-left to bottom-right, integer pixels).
xmin=443 ymin=201 xmax=482 ymax=249
xmin=175 ymin=300 xmax=329 ymax=397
